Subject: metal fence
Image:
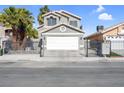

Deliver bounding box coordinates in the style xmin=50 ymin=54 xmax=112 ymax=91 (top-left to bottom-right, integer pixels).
xmin=3 ymin=40 xmax=40 ymax=54
xmin=110 ymin=40 xmax=124 ymax=57
xmin=86 ymin=40 xmax=124 ymax=57
xmin=111 ymin=40 xmax=124 ymax=50
xmin=84 ymin=40 xmax=103 ymax=57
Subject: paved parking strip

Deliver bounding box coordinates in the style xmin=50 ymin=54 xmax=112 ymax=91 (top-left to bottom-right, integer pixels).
xmin=0 ymin=61 xmax=124 ymax=68
xmin=0 ymin=62 xmax=124 ymax=87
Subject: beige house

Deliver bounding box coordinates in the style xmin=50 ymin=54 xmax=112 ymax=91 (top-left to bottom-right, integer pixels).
xmin=0 ymin=24 xmax=12 ymax=48
xmin=85 ymin=22 xmax=124 ymax=41
xmin=85 ymin=22 xmax=124 ymax=50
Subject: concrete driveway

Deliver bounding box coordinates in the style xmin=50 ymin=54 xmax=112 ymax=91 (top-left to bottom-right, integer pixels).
xmin=44 ymin=50 xmax=83 ymax=57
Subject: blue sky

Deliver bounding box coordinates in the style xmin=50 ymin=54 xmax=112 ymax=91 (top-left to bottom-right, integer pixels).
xmin=0 ymin=5 xmax=124 ymax=36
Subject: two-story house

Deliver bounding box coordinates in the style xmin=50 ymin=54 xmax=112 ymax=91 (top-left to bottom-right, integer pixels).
xmin=37 ymin=10 xmax=84 ymax=52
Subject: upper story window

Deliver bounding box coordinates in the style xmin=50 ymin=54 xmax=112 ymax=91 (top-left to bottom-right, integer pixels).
xmin=69 ymin=21 xmax=78 ymax=27
xmin=47 ymin=17 xmax=57 ymax=26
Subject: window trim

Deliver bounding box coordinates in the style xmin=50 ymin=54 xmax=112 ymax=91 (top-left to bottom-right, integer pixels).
xmin=47 ymin=16 xmax=57 ymax=26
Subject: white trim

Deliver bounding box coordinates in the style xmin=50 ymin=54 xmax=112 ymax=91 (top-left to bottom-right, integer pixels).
xmin=42 ymin=10 xmax=81 ymax=19
xmin=40 ymin=23 xmax=83 ymax=33
xmin=42 ymin=11 xmax=61 ymax=17
xmin=105 ymin=35 xmax=124 ymax=41
xmin=60 ymin=26 xmax=66 ymax=32
xmin=42 ymin=33 xmax=83 ymax=36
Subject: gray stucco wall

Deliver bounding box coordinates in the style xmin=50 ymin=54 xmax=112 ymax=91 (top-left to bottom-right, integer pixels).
xmin=59 ymin=16 xmax=68 ymax=24
xmin=43 ymin=12 xmax=81 ymax=29
xmin=46 ymin=25 xmax=81 ymax=33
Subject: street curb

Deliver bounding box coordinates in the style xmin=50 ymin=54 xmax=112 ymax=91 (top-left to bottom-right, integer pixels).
xmin=1 ymin=54 xmax=124 ymax=63
xmin=0 ymin=58 xmax=124 ymax=63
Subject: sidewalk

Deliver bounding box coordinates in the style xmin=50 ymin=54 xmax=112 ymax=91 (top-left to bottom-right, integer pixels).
xmin=0 ymin=54 xmax=124 ymax=63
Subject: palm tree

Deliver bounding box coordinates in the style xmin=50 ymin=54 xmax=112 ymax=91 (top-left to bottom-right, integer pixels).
xmin=38 ymin=5 xmax=50 ymax=25
xmin=0 ymin=6 xmax=37 ymax=49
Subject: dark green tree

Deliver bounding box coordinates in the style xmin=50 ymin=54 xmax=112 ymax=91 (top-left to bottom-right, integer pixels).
xmin=38 ymin=5 xmax=50 ymax=25
xmin=0 ymin=6 xmax=38 ymax=48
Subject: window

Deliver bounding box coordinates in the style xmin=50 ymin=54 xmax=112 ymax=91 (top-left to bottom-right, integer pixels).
xmin=47 ymin=17 xmax=57 ymax=26
xmin=70 ymin=21 xmax=78 ymax=27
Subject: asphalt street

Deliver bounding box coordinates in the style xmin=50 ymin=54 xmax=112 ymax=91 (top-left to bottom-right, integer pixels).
xmin=0 ymin=62 xmax=124 ymax=87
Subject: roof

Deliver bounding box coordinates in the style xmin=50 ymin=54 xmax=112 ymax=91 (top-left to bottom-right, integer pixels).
xmin=85 ymin=22 xmax=124 ymax=39
xmin=40 ymin=23 xmax=84 ymax=33
xmin=42 ymin=11 xmax=61 ymax=18
xmin=102 ymin=22 xmax=124 ymax=33
xmin=42 ymin=10 xmax=81 ymax=20
xmin=60 ymin=10 xmax=81 ymax=19
xmin=54 ymin=11 xmax=69 ymax=18
xmin=84 ymin=32 xmax=101 ymax=39
xmin=37 ymin=24 xmax=44 ymax=29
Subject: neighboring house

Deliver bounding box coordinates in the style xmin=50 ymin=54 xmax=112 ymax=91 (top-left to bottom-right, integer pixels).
xmin=0 ymin=24 xmax=12 ymax=39
xmin=0 ymin=24 xmax=12 ymax=48
xmin=85 ymin=22 xmax=124 ymax=50
xmin=38 ymin=10 xmax=84 ymax=51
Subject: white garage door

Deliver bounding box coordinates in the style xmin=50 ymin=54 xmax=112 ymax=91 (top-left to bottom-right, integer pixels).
xmin=46 ymin=37 xmax=79 ymax=50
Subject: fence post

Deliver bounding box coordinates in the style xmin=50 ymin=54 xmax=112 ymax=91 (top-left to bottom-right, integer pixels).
xmin=86 ymin=39 xmax=88 ymax=57
xmin=39 ymin=38 xmax=43 ymax=57
xmin=40 ymin=46 xmax=42 ymax=57
xmin=109 ymin=40 xmax=111 ymax=57
xmin=42 ymin=36 xmax=45 ymax=57
xmin=39 ymin=36 xmax=45 ymax=57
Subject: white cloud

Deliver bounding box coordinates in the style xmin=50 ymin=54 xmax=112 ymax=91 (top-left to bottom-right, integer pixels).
xmin=98 ymin=13 xmax=113 ymax=20
xmin=96 ymin=5 xmax=105 ymax=12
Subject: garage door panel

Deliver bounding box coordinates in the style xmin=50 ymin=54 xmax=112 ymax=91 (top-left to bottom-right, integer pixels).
xmin=47 ymin=37 xmax=78 ymax=50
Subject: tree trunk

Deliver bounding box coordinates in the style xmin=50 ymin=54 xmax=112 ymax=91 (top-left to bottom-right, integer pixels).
xmin=11 ymin=26 xmax=27 ymax=50
xmin=11 ymin=26 xmax=18 ymax=50
xmin=20 ymin=36 xmax=27 ymax=49
xmin=19 ymin=29 xmax=26 ymax=49
xmin=11 ymin=26 xmax=24 ymax=50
